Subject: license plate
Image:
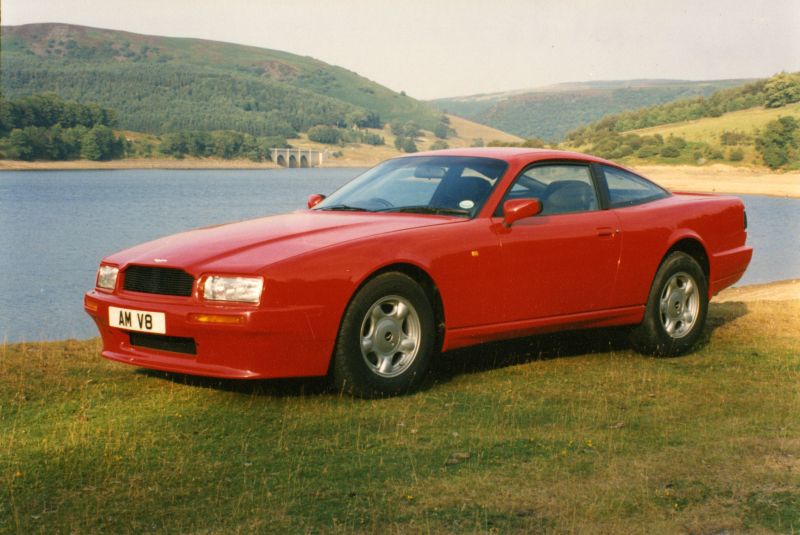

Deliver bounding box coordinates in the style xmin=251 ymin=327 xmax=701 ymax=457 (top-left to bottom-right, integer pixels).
xmin=109 ymin=306 xmax=166 ymax=334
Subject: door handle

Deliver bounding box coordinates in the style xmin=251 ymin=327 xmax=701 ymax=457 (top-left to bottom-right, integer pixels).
xmin=596 ymin=227 xmax=619 ymax=238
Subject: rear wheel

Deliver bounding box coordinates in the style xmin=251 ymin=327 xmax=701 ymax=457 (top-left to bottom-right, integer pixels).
xmin=333 ymin=273 xmax=435 ymax=397
xmin=630 ymin=251 xmax=708 ymax=356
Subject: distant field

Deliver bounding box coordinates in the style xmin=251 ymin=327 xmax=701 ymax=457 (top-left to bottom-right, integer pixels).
xmin=2 ymin=300 xmax=799 ymax=533
xmin=628 ymin=103 xmax=800 ymax=165
xmin=631 ymin=102 xmax=800 ymax=140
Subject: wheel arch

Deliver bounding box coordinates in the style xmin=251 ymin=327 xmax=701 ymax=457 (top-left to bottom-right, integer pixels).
xmin=664 ymin=236 xmax=710 ymax=283
xmin=353 ymin=262 xmax=446 ymax=352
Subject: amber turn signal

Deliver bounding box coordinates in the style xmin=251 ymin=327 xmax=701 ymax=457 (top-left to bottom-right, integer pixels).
xmin=188 ymin=313 xmax=247 ymax=325
xmin=84 ymin=295 xmax=99 ymax=312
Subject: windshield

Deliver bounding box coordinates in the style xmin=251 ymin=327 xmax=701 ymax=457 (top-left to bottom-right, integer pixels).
xmin=315 ymin=156 xmax=508 ymax=217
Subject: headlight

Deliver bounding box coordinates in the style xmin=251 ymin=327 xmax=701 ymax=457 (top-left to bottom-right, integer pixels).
xmin=203 ymin=276 xmax=264 ymax=304
xmin=96 ymin=265 xmax=119 ymax=290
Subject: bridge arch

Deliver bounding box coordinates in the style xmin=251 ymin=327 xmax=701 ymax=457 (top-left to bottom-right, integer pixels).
xmin=270 ymin=148 xmax=327 ymax=168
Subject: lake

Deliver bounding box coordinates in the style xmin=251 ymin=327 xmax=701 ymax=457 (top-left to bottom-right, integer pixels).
xmin=1 ymin=169 xmax=798 ymax=343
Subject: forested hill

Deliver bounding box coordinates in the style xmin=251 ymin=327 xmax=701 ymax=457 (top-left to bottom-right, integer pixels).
xmin=432 ymin=79 xmax=753 ymax=141
xmin=0 ymin=23 xmax=442 ymax=137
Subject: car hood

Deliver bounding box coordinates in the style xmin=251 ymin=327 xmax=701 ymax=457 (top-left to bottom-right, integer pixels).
xmin=104 ymin=211 xmax=460 ymax=273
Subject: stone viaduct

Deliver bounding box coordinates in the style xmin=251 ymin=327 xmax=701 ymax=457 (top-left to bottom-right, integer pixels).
xmin=270 ymin=148 xmax=328 ymax=168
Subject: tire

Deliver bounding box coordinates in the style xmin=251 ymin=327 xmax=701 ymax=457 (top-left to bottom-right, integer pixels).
xmin=333 ymin=272 xmax=435 ymax=397
xmin=630 ymin=251 xmax=708 ymax=357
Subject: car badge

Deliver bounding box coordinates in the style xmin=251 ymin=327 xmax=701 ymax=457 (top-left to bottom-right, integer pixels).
xmin=153 ymin=258 xmax=168 ymax=263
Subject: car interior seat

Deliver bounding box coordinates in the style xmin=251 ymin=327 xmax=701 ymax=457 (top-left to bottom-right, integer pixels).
xmin=432 ymin=176 xmax=492 ymax=210
xmin=541 ymin=180 xmax=596 ymax=214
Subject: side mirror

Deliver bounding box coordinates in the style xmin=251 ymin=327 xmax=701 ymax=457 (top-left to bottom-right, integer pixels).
xmin=307 ymin=193 xmax=325 ymax=209
xmin=502 ymin=198 xmax=541 ymax=227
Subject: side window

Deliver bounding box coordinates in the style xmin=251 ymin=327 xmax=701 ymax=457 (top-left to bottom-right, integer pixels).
xmin=499 ymin=164 xmax=598 ymax=216
xmin=603 ymin=166 xmax=669 ymax=208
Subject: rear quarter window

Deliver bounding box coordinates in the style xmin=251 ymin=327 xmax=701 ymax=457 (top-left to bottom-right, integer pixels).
xmin=602 ymin=166 xmax=669 ymax=208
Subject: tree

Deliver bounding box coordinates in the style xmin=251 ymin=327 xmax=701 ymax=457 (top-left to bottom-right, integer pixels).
xmin=80 ymin=129 xmax=102 ymax=160
xmin=756 ymin=116 xmax=799 ymax=169
xmin=434 ymin=122 xmax=450 ymax=139
xmin=401 ymin=137 xmax=418 ymax=153
xmin=307 ymin=125 xmax=343 ymax=144
xmin=764 ymin=73 xmax=800 ymax=108
xmin=402 ymin=122 xmax=420 ymax=138
xmin=7 ymin=129 xmax=34 ymax=160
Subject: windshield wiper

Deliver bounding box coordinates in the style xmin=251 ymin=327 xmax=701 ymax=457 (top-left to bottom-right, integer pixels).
xmin=318 ymin=204 xmax=370 ymax=212
xmin=375 ymin=205 xmax=470 ymax=216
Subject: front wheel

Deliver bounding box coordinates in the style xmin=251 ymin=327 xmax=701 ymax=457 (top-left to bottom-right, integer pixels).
xmin=630 ymin=251 xmax=708 ymax=356
xmin=333 ymin=273 xmax=435 ymax=397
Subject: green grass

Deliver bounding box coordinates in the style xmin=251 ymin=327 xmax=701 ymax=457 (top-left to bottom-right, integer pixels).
xmin=630 ymin=102 xmax=800 ymax=141
xmin=2 ymin=300 xmax=799 ymax=533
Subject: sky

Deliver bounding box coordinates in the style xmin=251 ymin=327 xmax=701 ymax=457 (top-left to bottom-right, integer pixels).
xmin=2 ymin=0 xmax=799 ymax=100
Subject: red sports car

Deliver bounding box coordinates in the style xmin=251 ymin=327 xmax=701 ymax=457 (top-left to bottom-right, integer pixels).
xmin=84 ymin=148 xmax=752 ymax=396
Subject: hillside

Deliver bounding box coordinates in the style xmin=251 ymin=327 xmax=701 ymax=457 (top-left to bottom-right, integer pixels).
xmin=0 ymin=23 xmax=443 ymax=137
xmin=558 ymin=73 xmax=800 ymax=169
xmin=432 ymin=79 xmax=752 ymax=141
xmin=626 ymin=102 xmax=800 ymax=166
xmin=631 ymin=102 xmax=800 ymax=139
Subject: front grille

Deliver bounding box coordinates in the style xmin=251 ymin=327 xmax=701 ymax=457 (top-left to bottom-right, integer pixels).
xmin=130 ymin=332 xmax=197 ymax=355
xmin=123 ymin=266 xmax=194 ymax=296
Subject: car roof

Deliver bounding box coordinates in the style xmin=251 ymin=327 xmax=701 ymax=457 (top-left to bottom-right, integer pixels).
xmin=406 ymin=147 xmax=614 ymax=166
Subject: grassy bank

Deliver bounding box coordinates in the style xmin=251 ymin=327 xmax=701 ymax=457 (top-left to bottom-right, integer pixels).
xmin=2 ymin=300 xmax=799 ymax=533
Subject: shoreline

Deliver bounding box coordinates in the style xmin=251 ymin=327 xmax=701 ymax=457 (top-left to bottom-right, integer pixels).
xmin=713 ymin=278 xmax=800 ymax=303
xmin=2 ymin=159 xmax=798 ymax=198
xmin=0 ymin=157 xmax=282 ymax=170
xmin=633 ymin=163 xmax=800 ymax=199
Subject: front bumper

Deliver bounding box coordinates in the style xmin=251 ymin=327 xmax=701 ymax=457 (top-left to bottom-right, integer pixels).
xmin=84 ymin=290 xmax=333 ymax=379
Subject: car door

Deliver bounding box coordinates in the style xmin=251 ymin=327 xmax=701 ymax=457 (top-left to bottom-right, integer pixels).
xmin=491 ymin=162 xmax=622 ymax=322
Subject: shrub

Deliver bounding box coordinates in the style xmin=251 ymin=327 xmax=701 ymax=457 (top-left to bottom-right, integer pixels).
xmin=728 ymin=148 xmax=744 ymax=161
xmin=660 ymin=146 xmax=680 ymax=158
xmin=637 ymin=145 xmax=660 ymax=158
xmin=361 ymin=132 xmax=384 ymax=146
xmin=720 ymin=131 xmax=748 ymax=146
xmin=401 ymin=137 xmax=418 ymax=153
